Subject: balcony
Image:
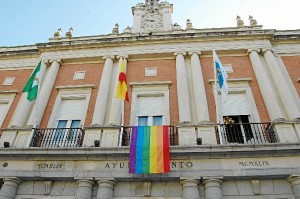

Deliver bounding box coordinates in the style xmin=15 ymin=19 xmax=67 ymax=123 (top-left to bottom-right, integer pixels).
xmin=217 ymin=122 xmax=277 ymax=144
xmin=27 ymin=123 xmax=276 ymax=148
xmin=30 ymin=128 xmax=85 ymax=148
xmin=120 ymin=126 xmax=177 ymax=146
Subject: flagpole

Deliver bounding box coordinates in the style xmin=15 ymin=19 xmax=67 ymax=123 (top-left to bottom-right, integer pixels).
xmin=118 ymin=53 xmax=126 ymax=147
xmin=213 ymin=50 xmax=224 ymax=144
xmin=118 ymin=100 xmax=125 ymax=147
xmin=26 ymin=60 xmax=42 ymax=147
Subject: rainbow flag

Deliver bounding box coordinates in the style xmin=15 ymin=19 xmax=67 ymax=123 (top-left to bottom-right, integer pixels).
xmin=129 ymin=126 xmax=170 ymax=174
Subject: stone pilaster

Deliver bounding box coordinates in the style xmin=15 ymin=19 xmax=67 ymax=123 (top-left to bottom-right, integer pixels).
xmin=203 ymin=178 xmax=223 ymax=199
xmin=189 ymin=51 xmax=210 ymax=123
xmin=75 ymin=178 xmax=94 ymax=199
xmin=262 ymin=48 xmax=300 ymax=120
xmin=27 ymin=59 xmax=61 ymax=127
xmin=174 ymin=52 xmax=192 ymax=124
xmin=248 ymin=49 xmax=284 ymax=121
xmin=0 ymin=177 xmax=21 ymax=199
xmin=92 ymin=56 xmax=115 ymax=126
xmin=180 ymin=178 xmax=200 ymax=199
xmin=289 ymin=175 xmax=300 ymax=199
xmin=9 ymin=60 xmax=48 ymax=128
xmin=108 ymin=56 xmax=128 ymax=126
xmin=96 ymin=178 xmax=117 ymax=199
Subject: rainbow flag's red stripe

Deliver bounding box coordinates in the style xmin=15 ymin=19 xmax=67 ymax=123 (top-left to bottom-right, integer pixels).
xmin=129 ymin=126 xmax=170 ymax=174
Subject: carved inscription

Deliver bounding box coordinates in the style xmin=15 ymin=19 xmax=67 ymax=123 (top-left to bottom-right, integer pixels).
xmin=103 ymin=161 xmax=193 ymax=169
xmin=35 ymin=162 xmax=65 ymax=170
xmin=239 ymin=161 xmax=270 ymax=167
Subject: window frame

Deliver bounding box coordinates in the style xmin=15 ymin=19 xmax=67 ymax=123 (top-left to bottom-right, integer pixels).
xmin=0 ymin=92 xmax=16 ymax=127
xmin=47 ymin=87 xmax=92 ymax=128
xmin=129 ymin=81 xmax=171 ymax=126
xmin=212 ymin=78 xmax=261 ymax=123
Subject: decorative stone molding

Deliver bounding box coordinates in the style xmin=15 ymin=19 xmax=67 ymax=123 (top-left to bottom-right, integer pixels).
xmin=55 ymin=84 xmax=95 ymax=90
xmin=188 ymin=51 xmax=201 ymax=57
xmin=174 ymin=52 xmax=187 ymax=56
xmin=144 ymin=181 xmax=151 ymax=196
xmin=180 ymin=178 xmax=200 ymax=199
xmin=96 ymin=178 xmax=117 ymax=199
xmin=0 ymin=177 xmax=22 ymax=199
xmin=261 ymin=48 xmax=274 ymax=54
xmin=75 ymin=178 xmax=94 ymax=199
xmin=103 ymin=55 xmax=115 ymax=60
xmin=203 ymin=178 xmax=223 ymax=199
xmin=250 ymin=179 xmax=261 ymax=195
xmin=247 ymin=48 xmax=261 ymax=54
xmin=44 ymin=181 xmax=52 ymax=195
xmin=288 ymin=175 xmax=300 ymax=199
xmin=116 ymin=54 xmax=129 ymax=59
xmin=48 ymin=59 xmax=62 ymax=65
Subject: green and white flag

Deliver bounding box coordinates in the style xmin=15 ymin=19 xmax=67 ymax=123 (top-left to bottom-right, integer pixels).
xmin=22 ymin=61 xmax=41 ymax=102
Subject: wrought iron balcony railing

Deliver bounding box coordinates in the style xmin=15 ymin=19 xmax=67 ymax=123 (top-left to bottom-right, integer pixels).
xmin=120 ymin=126 xmax=176 ymax=146
xmin=217 ymin=122 xmax=277 ymax=144
xmin=30 ymin=128 xmax=85 ymax=148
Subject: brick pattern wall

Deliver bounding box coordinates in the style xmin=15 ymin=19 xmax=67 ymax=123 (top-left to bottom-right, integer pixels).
xmin=201 ymin=55 xmax=270 ymax=123
xmin=281 ymin=56 xmax=300 ymax=96
xmin=0 ymin=69 xmax=32 ymax=129
xmin=39 ymin=63 xmax=103 ymax=128
xmin=125 ymin=59 xmax=179 ymax=126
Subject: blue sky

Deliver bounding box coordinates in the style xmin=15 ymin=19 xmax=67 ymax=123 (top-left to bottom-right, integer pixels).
xmin=1 ymin=0 xmax=299 ymax=47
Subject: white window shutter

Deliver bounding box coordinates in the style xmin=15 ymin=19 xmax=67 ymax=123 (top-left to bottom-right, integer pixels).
xmin=57 ymin=99 xmax=85 ymax=120
xmin=222 ymin=93 xmax=250 ymax=116
xmin=137 ymin=96 xmax=164 ymax=116
xmin=0 ymin=103 xmax=8 ymax=125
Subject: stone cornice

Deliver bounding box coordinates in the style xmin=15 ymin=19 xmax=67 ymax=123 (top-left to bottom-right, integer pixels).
xmin=0 ymin=57 xmax=40 ymax=69
xmin=209 ymin=78 xmax=252 ymax=85
xmin=38 ymin=29 xmax=275 ymax=51
xmin=0 ymin=90 xmax=19 ymax=94
xmin=0 ymin=28 xmax=275 ymax=53
xmin=55 ymin=84 xmax=95 ymax=90
xmin=129 ymin=81 xmax=171 ymax=87
xmin=0 ymin=143 xmax=299 ymax=160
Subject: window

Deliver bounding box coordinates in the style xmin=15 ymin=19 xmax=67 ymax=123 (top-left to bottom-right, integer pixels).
xmin=221 ymin=93 xmax=253 ymax=143
xmin=137 ymin=96 xmax=164 ymax=126
xmin=130 ymin=81 xmax=170 ymax=126
xmin=52 ymin=98 xmax=85 ymax=145
xmin=47 ymin=86 xmax=92 ymax=147
xmin=2 ymin=77 xmax=15 ymax=86
xmin=73 ymin=71 xmax=86 ymax=80
xmin=211 ymin=79 xmax=262 ymax=144
xmin=0 ymin=93 xmax=15 ymax=127
xmin=223 ymin=115 xmax=253 ymax=143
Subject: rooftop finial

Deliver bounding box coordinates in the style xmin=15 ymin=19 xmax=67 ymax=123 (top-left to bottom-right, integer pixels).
xmin=249 ymin=15 xmax=258 ymax=27
xmin=53 ymin=28 xmax=62 ymax=38
xmin=112 ymin=23 xmax=119 ymax=34
xmin=236 ymin=16 xmax=244 ymax=28
xmin=65 ymin=27 xmax=73 ymax=38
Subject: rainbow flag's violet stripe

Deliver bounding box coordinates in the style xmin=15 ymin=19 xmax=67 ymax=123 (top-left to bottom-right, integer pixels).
xmin=129 ymin=126 xmax=170 ymax=174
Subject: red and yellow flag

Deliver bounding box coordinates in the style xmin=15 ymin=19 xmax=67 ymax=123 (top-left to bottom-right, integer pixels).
xmin=116 ymin=58 xmax=129 ymax=102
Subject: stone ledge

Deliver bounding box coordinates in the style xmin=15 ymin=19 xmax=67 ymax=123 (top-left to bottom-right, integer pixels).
xmin=0 ymin=143 xmax=299 ymax=160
